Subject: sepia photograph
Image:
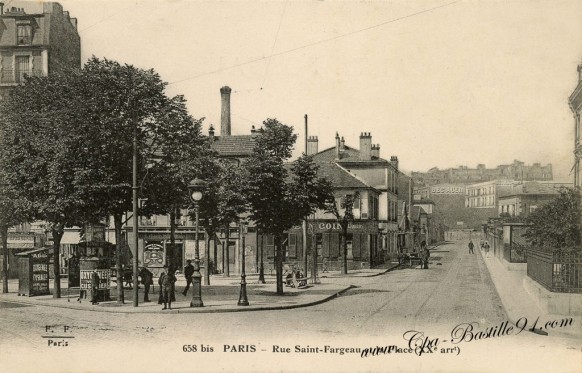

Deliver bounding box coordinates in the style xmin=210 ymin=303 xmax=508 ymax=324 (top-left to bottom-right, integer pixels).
xmin=0 ymin=0 xmax=581 ymax=372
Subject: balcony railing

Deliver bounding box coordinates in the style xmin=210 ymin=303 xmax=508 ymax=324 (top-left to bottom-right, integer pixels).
xmin=0 ymin=69 xmax=44 ymax=84
xmin=527 ymin=248 xmax=582 ymax=293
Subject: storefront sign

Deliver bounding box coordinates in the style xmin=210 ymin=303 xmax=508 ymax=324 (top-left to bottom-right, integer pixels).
xmin=431 ymin=186 xmax=465 ymax=194
xmin=80 ymin=269 xmax=111 ymax=290
xmin=7 ymin=234 xmax=35 ymax=249
xmin=318 ymin=222 xmax=365 ymax=231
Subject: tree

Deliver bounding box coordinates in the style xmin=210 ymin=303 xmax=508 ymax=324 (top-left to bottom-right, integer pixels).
xmin=196 ymin=160 xmax=249 ymax=277
xmin=0 ymin=144 xmax=32 ymax=293
xmin=325 ymin=191 xmax=360 ymax=275
xmin=139 ymin=95 xmax=208 ymax=274
xmin=246 ymin=119 xmax=332 ymax=294
xmin=0 ymin=69 xmax=105 ymax=298
xmin=524 ymin=188 xmax=581 ymax=252
xmin=0 ymin=57 xmax=191 ymax=301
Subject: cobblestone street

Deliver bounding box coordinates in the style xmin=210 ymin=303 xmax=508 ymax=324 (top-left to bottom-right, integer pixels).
xmin=1 ymin=241 xmax=580 ymax=372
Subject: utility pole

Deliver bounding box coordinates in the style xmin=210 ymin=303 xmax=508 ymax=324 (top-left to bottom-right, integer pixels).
xmin=131 ymin=69 xmax=139 ymax=307
xmin=303 ymin=114 xmax=308 ymax=276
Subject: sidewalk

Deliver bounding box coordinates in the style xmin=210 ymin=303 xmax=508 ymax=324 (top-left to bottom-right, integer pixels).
xmin=0 ymin=266 xmax=392 ymax=313
xmin=478 ymin=248 xmax=582 ymax=339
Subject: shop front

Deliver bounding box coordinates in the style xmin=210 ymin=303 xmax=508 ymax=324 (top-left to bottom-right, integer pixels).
xmin=285 ymin=219 xmax=381 ymax=271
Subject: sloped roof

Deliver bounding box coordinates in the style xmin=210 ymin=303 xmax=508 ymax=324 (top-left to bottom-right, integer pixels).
xmin=210 ymin=135 xmax=255 ymax=157
xmin=286 ymin=160 xmax=375 ymax=190
xmin=316 ymin=162 xmax=374 ymax=190
xmin=501 ymin=181 xmax=562 ymax=198
xmin=312 ymin=145 xmax=388 ymax=163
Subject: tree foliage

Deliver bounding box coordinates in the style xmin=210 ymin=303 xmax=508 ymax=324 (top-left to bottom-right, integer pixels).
xmin=246 ymin=119 xmax=332 ymax=294
xmin=524 ymin=188 xmax=581 ymax=251
xmin=325 ymin=191 xmax=360 ymax=274
xmin=0 ymin=57 xmax=204 ymax=299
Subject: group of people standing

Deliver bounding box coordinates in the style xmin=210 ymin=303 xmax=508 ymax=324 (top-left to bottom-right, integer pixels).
xmin=468 ymin=239 xmax=490 ymax=257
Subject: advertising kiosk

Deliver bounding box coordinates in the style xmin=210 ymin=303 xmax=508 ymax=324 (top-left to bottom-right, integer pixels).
xmin=16 ymin=248 xmax=51 ymax=296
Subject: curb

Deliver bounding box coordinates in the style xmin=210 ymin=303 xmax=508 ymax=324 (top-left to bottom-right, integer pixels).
xmin=477 ymin=248 xmax=582 ymax=340
xmin=321 ymin=265 xmax=401 ymax=279
xmin=0 ymin=285 xmax=356 ymax=314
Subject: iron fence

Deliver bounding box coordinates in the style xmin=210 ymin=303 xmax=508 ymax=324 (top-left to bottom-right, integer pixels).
xmin=0 ymin=69 xmax=44 ymax=84
xmin=527 ymin=248 xmax=582 ymax=293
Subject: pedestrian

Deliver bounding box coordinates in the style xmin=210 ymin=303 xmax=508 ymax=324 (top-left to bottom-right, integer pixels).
xmin=90 ymin=269 xmax=100 ymax=305
xmin=139 ymin=266 xmax=154 ymax=302
xmin=421 ymin=241 xmax=430 ymax=269
xmin=468 ymin=240 xmax=474 ymax=254
xmin=182 ymin=260 xmax=194 ymax=296
xmin=484 ymin=241 xmax=491 ymax=258
xmin=158 ymin=265 xmax=177 ymax=310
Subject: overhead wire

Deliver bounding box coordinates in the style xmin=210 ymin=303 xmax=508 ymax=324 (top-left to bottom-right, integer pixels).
xmin=260 ymin=0 xmax=289 ymax=90
xmin=80 ymin=2 xmax=141 ymax=32
xmin=168 ymin=0 xmax=461 ymax=86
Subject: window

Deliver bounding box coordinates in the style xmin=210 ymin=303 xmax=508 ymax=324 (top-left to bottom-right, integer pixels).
xmin=315 ymin=233 xmax=323 ymax=261
xmin=288 ymin=233 xmax=297 ymax=258
xmin=15 ymin=55 xmax=30 ymax=82
xmin=17 ymin=25 xmax=32 ymax=45
xmin=266 ymin=235 xmax=275 ymax=258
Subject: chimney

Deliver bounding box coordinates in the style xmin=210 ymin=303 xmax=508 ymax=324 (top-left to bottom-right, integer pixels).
xmin=63 ymin=10 xmax=69 ymax=19
xmin=220 ymin=86 xmax=232 ymax=137
xmin=70 ymin=18 xmax=77 ymax=29
xmin=359 ymin=132 xmax=372 ymax=160
xmin=578 ymin=64 xmax=582 ymax=83
xmin=208 ymin=124 xmax=215 ymax=143
xmin=0 ymin=3 xmax=4 ymax=15
xmin=307 ymin=136 xmax=319 ymax=155
xmin=340 ymin=136 xmax=345 ymax=152
xmin=251 ymin=125 xmax=259 ymax=138
xmin=390 ymin=156 xmax=399 ymax=170
xmin=371 ymin=144 xmax=380 ymax=159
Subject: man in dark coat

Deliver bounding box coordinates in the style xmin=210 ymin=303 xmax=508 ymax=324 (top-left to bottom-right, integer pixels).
xmin=139 ymin=267 xmax=153 ymax=302
xmin=420 ymin=242 xmax=430 ymax=269
xmin=182 ymin=260 xmax=194 ymax=296
xmin=90 ymin=270 xmax=100 ymax=305
xmin=158 ymin=265 xmax=176 ymax=310
xmin=468 ymin=240 xmax=475 ymax=254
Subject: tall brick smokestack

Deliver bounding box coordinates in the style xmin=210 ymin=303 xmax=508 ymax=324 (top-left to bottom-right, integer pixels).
xmin=220 ymin=86 xmax=232 ymax=137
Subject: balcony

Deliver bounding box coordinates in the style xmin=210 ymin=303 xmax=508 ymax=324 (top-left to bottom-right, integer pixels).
xmin=0 ymin=69 xmax=44 ymax=85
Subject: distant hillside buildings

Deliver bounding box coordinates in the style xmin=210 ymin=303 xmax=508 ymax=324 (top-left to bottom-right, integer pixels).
xmin=412 ymin=160 xmax=553 ymax=187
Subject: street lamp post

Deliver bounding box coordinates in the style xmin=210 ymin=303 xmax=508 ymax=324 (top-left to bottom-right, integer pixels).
xmin=188 ymin=178 xmax=205 ymax=307
xmin=238 ymin=220 xmax=249 ymax=306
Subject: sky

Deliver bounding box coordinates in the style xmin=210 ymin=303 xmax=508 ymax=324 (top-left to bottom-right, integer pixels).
xmin=9 ymin=0 xmax=582 ymax=180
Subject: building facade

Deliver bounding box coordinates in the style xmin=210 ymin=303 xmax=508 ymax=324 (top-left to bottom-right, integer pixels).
xmin=569 ymin=61 xmax=582 ymax=188
xmin=286 ymin=161 xmax=382 ymax=270
xmin=465 ymin=180 xmax=516 ymax=210
xmin=0 ymin=2 xmax=80 ymax=99
xmin=309 ymin=132 xmax=404 ymax=260
xmin=1 ymin=2 xmax=81 ymax=278
xmin=497 ymin=182 xmax=569 ymax=218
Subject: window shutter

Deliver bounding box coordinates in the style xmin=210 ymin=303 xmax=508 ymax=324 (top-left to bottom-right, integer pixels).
xmin=353 ymin=233 xmax=361 ymax=259
xmin=288 ymin=234 xmax=297 ymax=258
xmin=266 ymin=235 xmax=275 ymax=258
xmin=323 ymin=233 xmax=331 ymax=258
xmin=330 ymin=233 xmax=340 ymax=259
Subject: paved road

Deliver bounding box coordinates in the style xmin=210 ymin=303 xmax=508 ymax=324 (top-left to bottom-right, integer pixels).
xmin=1 ymin=241 xmax=580 ymax=372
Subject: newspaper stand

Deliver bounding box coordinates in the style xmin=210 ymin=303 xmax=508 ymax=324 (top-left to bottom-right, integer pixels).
xmin=15 ymin=248 xmax=51 ymax=297
xmin=78 ymin=258 xmax=112 ymax=302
